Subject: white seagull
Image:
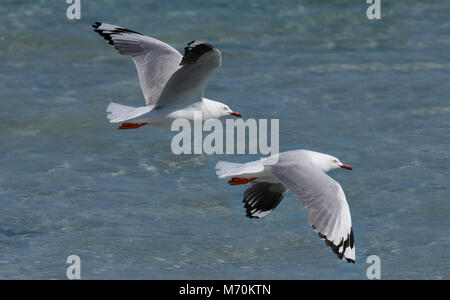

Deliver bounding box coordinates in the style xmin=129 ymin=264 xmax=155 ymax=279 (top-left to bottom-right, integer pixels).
xmin=92 ymin=22 xmax=241 ymax=129
xmin=216 ymin=149 xmax=355 ymax=263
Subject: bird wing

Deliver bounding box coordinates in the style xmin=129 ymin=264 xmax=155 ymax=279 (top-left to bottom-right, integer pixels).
xmin=215 ymin=160 xmax=287 ymax=218
xmin=242 ymin=182 xmax=288 ymax=218
xmin=93 ymin=22 xmax=182 ymax=106
xmin=264 ymin=155 xmax=355 ymax=263
xmin=155 ymin=41 xmax=221 ymax=109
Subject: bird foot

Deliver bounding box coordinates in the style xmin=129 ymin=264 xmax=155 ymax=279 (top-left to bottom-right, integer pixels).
xmin=119 ymin=122 xmax=149 ymax=129
xmin=228 ymin=177 xmax=257 ymax=185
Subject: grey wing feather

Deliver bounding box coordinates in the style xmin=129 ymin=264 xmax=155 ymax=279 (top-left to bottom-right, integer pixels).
xmin=93 ymin=22 xmax=182 ymax=105
xmin=156 ymin=41 xmax=221 ymax=109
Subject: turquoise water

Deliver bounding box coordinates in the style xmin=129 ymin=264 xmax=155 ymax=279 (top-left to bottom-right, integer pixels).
xmin=0 ymin=0 xmax=449 ymax=279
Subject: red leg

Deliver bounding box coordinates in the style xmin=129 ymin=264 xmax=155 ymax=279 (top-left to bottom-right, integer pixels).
xmin=228 ymin=177 xmax=257 ymax=185
xmin=119 ymin=122 xmax=149 ymax=129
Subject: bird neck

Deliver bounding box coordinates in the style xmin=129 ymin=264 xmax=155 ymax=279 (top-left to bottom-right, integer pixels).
xmin=307 ymin=151 xmax=333 ymax=173
xmin=201 ymin=98 xmax=223 ymax=119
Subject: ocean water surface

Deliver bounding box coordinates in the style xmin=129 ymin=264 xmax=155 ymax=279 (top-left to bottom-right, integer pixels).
xmin=0 ymin=0 xmax=449 ymax=279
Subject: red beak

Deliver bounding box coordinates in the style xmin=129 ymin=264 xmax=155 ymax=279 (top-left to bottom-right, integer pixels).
xmin=340 ymin=164 xmax=352 ymax=170
xmin=230 ymin=112 xmax=242 ymax=118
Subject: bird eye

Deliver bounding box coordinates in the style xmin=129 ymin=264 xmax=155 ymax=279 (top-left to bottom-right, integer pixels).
xmin=333 ymin=159 xmax=338 ymax=163
xmin=223 ymin=107 xmax=228 ymax=111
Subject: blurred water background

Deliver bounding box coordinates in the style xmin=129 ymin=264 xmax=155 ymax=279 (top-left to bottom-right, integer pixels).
xmin=0 ymin=0 xmax=449 ymax=279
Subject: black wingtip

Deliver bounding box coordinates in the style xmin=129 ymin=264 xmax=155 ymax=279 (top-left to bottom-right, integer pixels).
xmin=241 ymin=182 xmax=287 ymax=219
xmin=314 ymin=226 xmax=355 ymax=264
xmin=92 ymin=23 xmax=142 ymax=46
xmin=346 ymin=258 xmax=356 ymax=264
xmin=245 ymin=212 xmax=260 ymax=219
xmin=180 ymin=41 xmax=215 ymax=66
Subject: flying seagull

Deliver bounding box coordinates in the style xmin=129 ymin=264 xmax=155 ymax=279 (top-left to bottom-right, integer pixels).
xmin=216 ymin=149 xmax=355 ymax=263
xmin=92 ymin=22 xmax=241 ymax=129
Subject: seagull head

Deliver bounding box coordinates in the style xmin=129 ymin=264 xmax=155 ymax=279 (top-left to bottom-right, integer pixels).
xmin=325 ymin=155 xmax=352 ymax=172
xmin=307 ymin=151 xmax=352 ymax=173
xmin=333 ymin=158 xmax=352 ymax=171
xmin=203 ymin=98 xmax=241 ymax=118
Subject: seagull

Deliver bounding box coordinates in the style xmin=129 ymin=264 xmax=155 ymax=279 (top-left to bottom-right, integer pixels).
xmin=92 ymin=22 xmax=241 ymax=129
xmin=215 ymin=149 xmax=355 ymax=263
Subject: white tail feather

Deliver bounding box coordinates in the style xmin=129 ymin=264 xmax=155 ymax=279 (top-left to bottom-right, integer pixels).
xmin=215 ymin=161 xmax=243 ymax=178
xmin=215 ymin=160 xmax=265 ymax=179
xmin=106 ymin=102 xmax=154 ymax=123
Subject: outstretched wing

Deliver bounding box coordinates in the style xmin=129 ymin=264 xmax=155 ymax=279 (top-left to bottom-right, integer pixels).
xmin=155 ymin=41 xmax=221 ymax=109
xmin=243 ymin=182 xmax=288 ymax=218
xmin=92 ymin=22 xmax=182 ymax=105
xmin=264 ymin=156 xmax=355 ymax=263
